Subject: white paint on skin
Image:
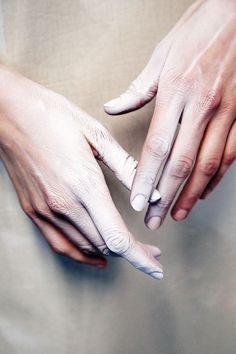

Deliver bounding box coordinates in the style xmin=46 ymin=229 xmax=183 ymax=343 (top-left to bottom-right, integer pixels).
xmin=0 ymin=66 xmax=164 ymax=278
xmin=104 ymin=0 xmax=236 ymax=231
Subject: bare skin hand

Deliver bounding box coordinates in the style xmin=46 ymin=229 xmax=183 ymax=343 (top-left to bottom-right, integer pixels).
xmin=104 ymin=0 xmax=236 ymax=229
xmin=0 ymin=66 xmax=163 ymax=278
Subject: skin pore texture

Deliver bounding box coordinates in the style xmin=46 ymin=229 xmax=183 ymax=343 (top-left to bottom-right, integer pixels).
xmin=104 ymin=0 xmax=236 ymax=230
xmin=0 ymin=66 xmax=163 ymax=279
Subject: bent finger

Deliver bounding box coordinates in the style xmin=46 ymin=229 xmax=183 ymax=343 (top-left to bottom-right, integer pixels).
xmin=202 ymin=119 xmax=236 ymax=198
xmin=33 ymin=217 xmax=107 ymax=267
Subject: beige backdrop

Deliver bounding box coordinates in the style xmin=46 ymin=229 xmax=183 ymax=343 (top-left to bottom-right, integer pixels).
xmin=0 ymin=1 xmax=236 ymax=354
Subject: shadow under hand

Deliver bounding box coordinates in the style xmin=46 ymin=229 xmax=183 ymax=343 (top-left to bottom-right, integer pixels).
xmin=32 ymin=224 xmax=120 ymax=288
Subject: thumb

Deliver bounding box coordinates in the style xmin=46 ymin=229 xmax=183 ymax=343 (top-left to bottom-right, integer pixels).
xmin=103 ymin=44 xmax=167 ymax=115
xmin=104 ymin=75 xmax=157 ymax=116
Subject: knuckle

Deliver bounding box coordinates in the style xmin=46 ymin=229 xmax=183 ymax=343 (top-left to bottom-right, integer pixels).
xmin=97 ymin=126 xmax=111 ymax=145
xmin=32 ymin=202 xmax=51 ymax=219
xmin=170 ymin=157 xmax=193 ymax=179
xmin=79 ymin=175 xmax=107 ymax=203
xmin=98 ymin=245 xmax=113 ymax=256
xmin=156 ymin=198 xmax=172 ymax=211
xmin=217 ymin=99 xmax=234 ymax=117
xmin=23 ymin=204 xmax=35 ymax=218
xmin=198 ymin=157 xmax=220 ymax=177
xmin=81 ymin=245 xmax=101 ymax=256
xmin=20 ymin=198 xmax=34 ymax=217
xmin=185 ymin=191 xmax=201 ymax=205
xmin=197 ymin=89 xmax=221 ymax=115
xmin=223 ymin=152 xmax=236 ymax=166
xmin=180 ymin=73 xmax=197 ymax=93
xmin=135 ymin=169 xmax=156 ymax=185
xmin=182 ymin=72 xmax=196 ymax=87
xmin=162 ymin=69 xmax=181 ymax=86
xmin=146 ymin=134 xmax=170 ymax=160
xmin=129 ymin=75 xmax=157 ymax=103
xmin=45 ymin=192 xmax=72 ymax=215
xmin=104 ymin=228 xmax=133 ymax=255
xmin=162 ymin=70 xmax=194 ymax=95
xmin=91 ymin=124 xmax=111 ymax=160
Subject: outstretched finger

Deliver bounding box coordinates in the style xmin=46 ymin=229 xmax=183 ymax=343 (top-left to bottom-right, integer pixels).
xmin=81 ymin=181 xmax=164 ymax=279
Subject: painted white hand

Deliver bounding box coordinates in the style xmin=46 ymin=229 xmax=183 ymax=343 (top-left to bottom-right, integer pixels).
xmin=0 ymin=66 xmax=163 ymax=278
xmin=104 ymin=0 xmax=236 ymax=228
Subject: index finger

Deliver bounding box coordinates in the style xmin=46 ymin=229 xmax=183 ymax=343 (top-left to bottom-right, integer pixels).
xmin=80 ymin=179 xmax=163 ymax=279
xmin=131 ymin=90 xmax=184 ymax=211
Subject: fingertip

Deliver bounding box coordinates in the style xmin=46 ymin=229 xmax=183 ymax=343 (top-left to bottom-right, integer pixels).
xmin=131 ymin=194 xmax=147 ymax=212
xmin=85 ymin=256 xmax=108 ymax=269
xmin=145 ymin=216 xmax=162 ymax=230
xmin=104 ymin=97 xmax=121 ymax=114
xmin=149 ymin=258 xmax=164 ymax=279
xmin=96 ymin=262 xmax=107 ymax=269
xmin=171 ymin=208 xmax=188 ymax=221
xmin=150 ymin=271 xmax=164 ymax=280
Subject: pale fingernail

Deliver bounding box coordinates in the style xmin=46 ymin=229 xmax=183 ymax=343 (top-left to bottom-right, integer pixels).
xmin=150 ymin=271 xmax=164 ymax=280
xmin=146 ymin=216 xmax=162 ymax=230
xmin=149 ymin=189 xmax=161 ymax=203
xmin=173 ymin=209 xmax=188 ymax=221
xmin=131 ymin=194 xmax=147 ymax=211
xmin=104 ymin=97 xmax=121 ymax=108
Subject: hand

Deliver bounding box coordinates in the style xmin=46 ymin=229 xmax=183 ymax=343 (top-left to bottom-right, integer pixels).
xmin=104 ymin=0 xmax=236 ymax=229
xmin=0 ymin=66 xmax=163 ymax=278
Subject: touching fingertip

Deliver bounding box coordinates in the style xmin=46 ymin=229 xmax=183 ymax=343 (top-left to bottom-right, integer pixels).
xmin=149 ymin=189 xmax=161 ymax=203
xmin=131 ymin=194 xmax=147 ymax=211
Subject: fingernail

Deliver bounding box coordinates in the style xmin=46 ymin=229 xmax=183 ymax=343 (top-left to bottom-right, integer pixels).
xmin=104 ymin=97 xmax=120 ymax=108
xmin=146 ymin=216 xmax=162 ymax=230
xmin=131 ymin=194 xmax=147 ymax=211
xmin=173 ymin=209 xmax=188 ymax=221
xmin=150 ymin=271 xmax=164 ymax=280
xmin=149 ymin=189 xmax=161 ymax=203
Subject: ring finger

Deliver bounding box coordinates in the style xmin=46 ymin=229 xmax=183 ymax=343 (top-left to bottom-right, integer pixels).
xmin=171 ymin=109 xmax=235 ymax=221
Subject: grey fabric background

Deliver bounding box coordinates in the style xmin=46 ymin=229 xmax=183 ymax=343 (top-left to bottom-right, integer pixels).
xmin=0 ymin=1 xmax=235 ymax=353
